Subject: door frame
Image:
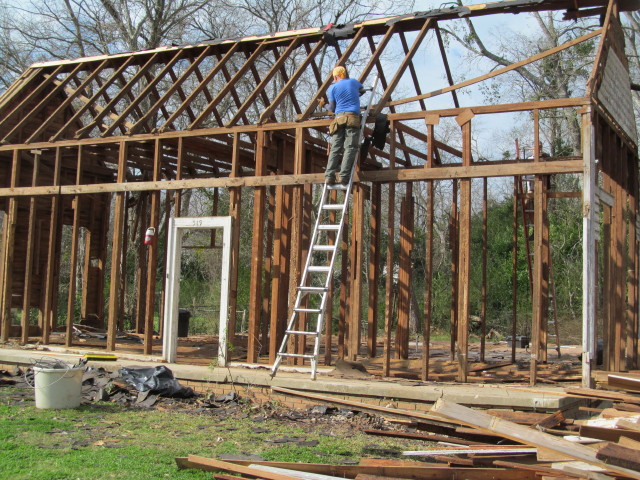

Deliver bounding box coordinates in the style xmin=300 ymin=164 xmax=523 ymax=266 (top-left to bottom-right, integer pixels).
xmin=162 ymin=216 xmax=232 ymax=365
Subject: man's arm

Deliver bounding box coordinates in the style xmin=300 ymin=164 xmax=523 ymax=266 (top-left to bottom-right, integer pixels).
xmin=358 ymin=79 xmax=371 ymax=96
xmin=326 ymin=84 xmax=336 ymax=112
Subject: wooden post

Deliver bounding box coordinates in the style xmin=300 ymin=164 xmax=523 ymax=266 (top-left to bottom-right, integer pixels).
xmin=262 ymin=185 xmax=275 ymax=357
xmin=21 ymin=151 xmax=40 ymax=343
xmin=348 ymin=184 xmax=365 ymax=361
xmin=289 ymin=127 xmax=305 ymax=364
xmin=134 ymin=193 xmax=148 ymax=333
xmin=422 ymin=182 xmax=434 ymax=381
xmin=613 ymin=134 xmax=626 ymax=372
xmin=456 ymin=113 xmax=473 ymax=382
xmin=228 ymin=133 xmax=242 ymax=347
xmin=269 ymin=146 xmax=287 ymax=364
xmin=248 ymin=130 xmax=266 ymax=363
xmin=107 ymin=142 xmax=127 ymax=351
xmin=80 ymin=195 xmax=94 ymax=323
xmin=422 ymin=121 xmax=436 ymax=381
xmin=143 ymin=139 xmax=162 ymax=355
xmin=383 ymin=121 xmax=396 ymax=376
xmin=530 ymin=109 xmax=546 ymax=385
xmin=268 ymin=181 xmax=284 ymax=364
xmin=624 ymin=143 xmax=634 ymax=370
xmin=396 ymin=195 xmax=407 ymax=359
xmin=603 ymin=171 xmax=613 ymax=371
xmin=279 ymin=184 xmax=292 ymax=349
xmin=158 ymin=189 xmax=171 ymax=338
xmin=480 ymin=177 xmax=488 ymax=361
xmin=118 ymin=194 xmax=129 ymax=332
xmin=0 ymin=209 xmax=6 ymax=340
xmin=1 ymin=150 xmax=20 ymax=341
xmin=174 ymin=137 xmax=184 ymax=216
xmin=627 ymin=149 xmax=639 ymax=370
xmin=512 ymin=177 xmax=519 ymax=364
xmin=396 ymin=188 xmax=413 ymax=360
xmin=66 ymin=147 xmax=83 ymax=347
xmin=338 ymin=209 xmax=349 ymax=359
xmin=367 ymin=183 xmax=381 ymax=357
xmin=42 ymin=148 xmax=62 ymax=344
xmin=450 ymin=179 xmax=458 ymax=360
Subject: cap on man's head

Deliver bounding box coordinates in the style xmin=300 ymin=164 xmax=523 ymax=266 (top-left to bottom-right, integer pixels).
xmin=332 ymin=66 xmax=347 ymax=78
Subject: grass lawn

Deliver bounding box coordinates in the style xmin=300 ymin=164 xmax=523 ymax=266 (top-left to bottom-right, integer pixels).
xmin=1 ymin=384 xmax=431 ymax=480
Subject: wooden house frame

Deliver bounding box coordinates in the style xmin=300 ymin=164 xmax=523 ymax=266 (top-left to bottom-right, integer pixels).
xmin=0 ymin=0 xmax=637 ymax=386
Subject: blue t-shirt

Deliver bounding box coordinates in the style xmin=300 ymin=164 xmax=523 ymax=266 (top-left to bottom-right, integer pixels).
xmin=327 ymin=78 xmax=363 ymax=114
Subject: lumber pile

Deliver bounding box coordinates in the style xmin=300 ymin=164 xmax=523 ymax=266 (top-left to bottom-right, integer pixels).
xmin=178 ymin=379 xmax=640 ymax=480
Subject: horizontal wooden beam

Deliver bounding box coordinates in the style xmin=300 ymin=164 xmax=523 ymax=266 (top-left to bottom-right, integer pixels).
xmin=0 ymin=97 xmax=588 ymax=153
xmin=0 ymin=159 xmax=583 ymax=197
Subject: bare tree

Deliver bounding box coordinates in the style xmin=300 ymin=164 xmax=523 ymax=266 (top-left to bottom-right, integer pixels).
xmin=441 ymin=2 xmax=601 ymax=154
xmin=0 ymin=0 xmax=209 ymax=88
xmin=623 ymin=12 xmax=640 ymax=131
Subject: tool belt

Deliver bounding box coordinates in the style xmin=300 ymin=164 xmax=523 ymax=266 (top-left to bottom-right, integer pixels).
xmin=329 ymin=113 xmax=360 ymax=134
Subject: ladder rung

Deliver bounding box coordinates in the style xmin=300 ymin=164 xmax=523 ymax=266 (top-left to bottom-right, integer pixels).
xmin=307 ymin=266 xmax=331 ymax=272
xmin=317 ymin=224 xmax=340 ymax=231
xmin=298 ymin=286 xmax=328 ymax=293
xmin=313 ymin=245 xmax=336 ymax=252
xmin=278 ymin=353 xmax=315 ymax=359
xmin=322 ymin=204 xmax=346 ymax=210
xmin=294 ymin=307 xmax=322 ymax=313
xmin=286 ymin=330 xmax=319 ymax=336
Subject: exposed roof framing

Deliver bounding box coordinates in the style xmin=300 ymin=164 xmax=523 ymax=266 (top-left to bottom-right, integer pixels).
xmin=0 ymin=0 xmax=634 ymax=152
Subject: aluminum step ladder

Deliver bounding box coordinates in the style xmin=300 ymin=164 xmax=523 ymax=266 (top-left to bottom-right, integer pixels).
xmin=270 ymin=75 xmax=380 ymax=379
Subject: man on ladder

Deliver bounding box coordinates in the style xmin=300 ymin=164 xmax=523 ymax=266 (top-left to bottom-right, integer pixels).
xmin=322 ymin=65 xmax=370 ymax=187
xmin=270 ymin=68 xmax=379 ymax=379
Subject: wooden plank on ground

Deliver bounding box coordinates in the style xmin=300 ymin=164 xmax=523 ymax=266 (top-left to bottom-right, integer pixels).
xmin=565 ymin=387 xmax=640 ymax=405
xmin=403 ymin=447 xmax=538 ymax=456
xmin=354 ymin=469 xmax=538 ymax=480
xmin=178 ymin=458 xmax=531 ymax=479
xmin=607 ymin=374 xmax=640 ymax=392
xmin=579 ymin=424 xmax=640 ymax=443
xmin=250 ymin=464 xmax=347 ymax=480
xmin=485 ymin=410 xmax=561 ymax=426
xmin=600 ymin=408 xmax=640 ymax=419
xmin=534 ymin=410 xmax=567 ymax=429
xmin=430 ymin=398 xmax=640 ymax=479
xmin=492 ymin=460 xmax=585 ymax=479
xmin=596 ymin=442 xmax=640 ymax=471
xmin=363 ymin=428 xmax=483 ymax=446
xmin=271 ymin=386 xmax=441 ymax=422
xmin=184 ymin=456 xmax=302 ymax=480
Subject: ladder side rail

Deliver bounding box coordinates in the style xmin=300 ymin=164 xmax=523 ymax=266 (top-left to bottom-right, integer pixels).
xmin=517 ymin=176 xmax=534 ymax=291
xmin=298 ymin=183 xmax=332 ymax=288
xmin=548 ymin=246 xmax=561 ymax=357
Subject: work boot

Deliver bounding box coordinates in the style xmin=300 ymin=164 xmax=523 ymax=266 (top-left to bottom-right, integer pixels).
xmin=326 ymin=176 xmax=336 ymax=186
xmin=340 ymin=177 xmax=350 ymax=187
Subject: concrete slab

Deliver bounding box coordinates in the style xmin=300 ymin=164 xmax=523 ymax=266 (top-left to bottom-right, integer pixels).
xmin=0 ymin=346 xmax=582 ymax=412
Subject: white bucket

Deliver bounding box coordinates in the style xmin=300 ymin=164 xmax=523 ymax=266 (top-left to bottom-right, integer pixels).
xmin=33 ymin=365 xmax=84 ymax=409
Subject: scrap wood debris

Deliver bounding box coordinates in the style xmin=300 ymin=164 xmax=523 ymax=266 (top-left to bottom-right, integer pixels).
xmin=179 ymin=377 xmax=640 ymax=479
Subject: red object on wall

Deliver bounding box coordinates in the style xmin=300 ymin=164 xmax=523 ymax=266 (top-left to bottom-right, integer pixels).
xmin=144 ymin=227 xmax=155 ymax=245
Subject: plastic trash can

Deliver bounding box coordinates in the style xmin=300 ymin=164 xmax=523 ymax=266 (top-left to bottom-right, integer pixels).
xmin=177 ymin=309 xmax=191 ymax=337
